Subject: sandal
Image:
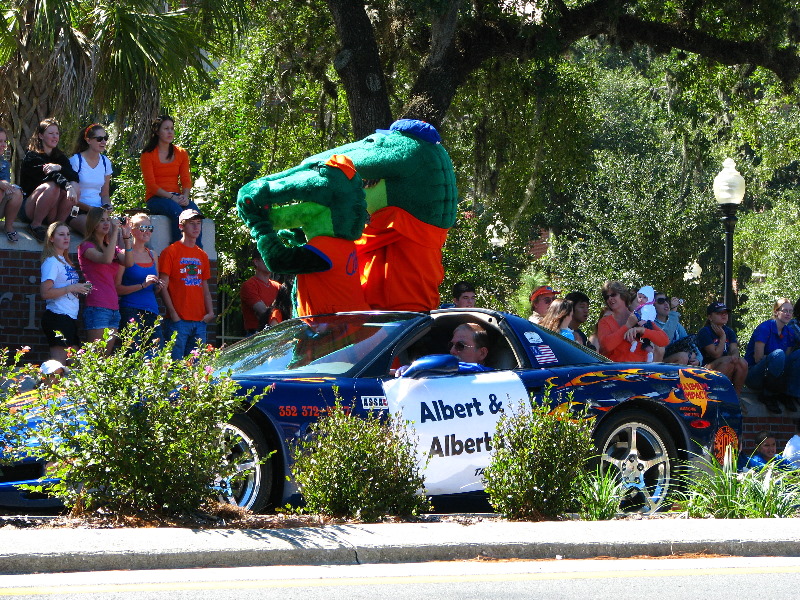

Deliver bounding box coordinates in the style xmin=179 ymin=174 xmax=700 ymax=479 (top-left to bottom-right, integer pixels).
xmin=27 ymin=224 xmax=47 ymax=243
xmin=5 ymin=230 xmax=18 ymax=243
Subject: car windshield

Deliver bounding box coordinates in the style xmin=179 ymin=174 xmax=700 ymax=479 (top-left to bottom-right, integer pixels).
xmin=216 ymin=313 xmax=423 ymax=377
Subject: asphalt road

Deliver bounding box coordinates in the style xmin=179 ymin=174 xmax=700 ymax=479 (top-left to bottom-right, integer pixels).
xmin=2 ymin=557 xmax=799 ymax=600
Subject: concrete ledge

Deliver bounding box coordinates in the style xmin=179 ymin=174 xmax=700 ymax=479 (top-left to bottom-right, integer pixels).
xmin=0 ymin=216 xmax=216 ymax=260
xmin=2 ymin=518 xmax=800 ymax=574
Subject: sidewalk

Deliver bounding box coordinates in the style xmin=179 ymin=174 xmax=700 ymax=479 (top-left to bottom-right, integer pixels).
xmin=2 ymin=517 xmax=799 ymax=574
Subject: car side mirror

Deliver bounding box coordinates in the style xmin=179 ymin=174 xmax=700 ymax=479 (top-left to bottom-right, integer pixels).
xmin=400 ymin=354 xmax=459 ymax=378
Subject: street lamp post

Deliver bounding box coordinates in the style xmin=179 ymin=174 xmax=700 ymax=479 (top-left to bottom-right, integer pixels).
xmin=713 ymin=158 xmax=745 ymax=309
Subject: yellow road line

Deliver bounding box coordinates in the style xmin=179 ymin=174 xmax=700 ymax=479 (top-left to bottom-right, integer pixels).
xmin=3 ymin=566 xmax=800 ymax=595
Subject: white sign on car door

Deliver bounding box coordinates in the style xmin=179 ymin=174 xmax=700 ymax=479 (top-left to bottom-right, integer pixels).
xmin=383 ymin=371 xmax=528 ymax=495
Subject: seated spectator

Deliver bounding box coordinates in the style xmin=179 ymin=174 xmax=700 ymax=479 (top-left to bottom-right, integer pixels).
xmin=738 ymin=430 xmax=795 ymax=471
xmin=67 ymin=123 xmax=114 ymax=236
xmin=0 ymin=126 xmax=23 ymax=242
xmin=241 ymin=248 xmax=282 ymax=335
xmin=528 ymin=285 xmax=560 ymax=324
xmin=139 ymin=115 xmax=201 ymax=245
xmin=21 ymin=118 xmax=79 ymax=242
xmin=564 ymin=291 xmax=592 ymax=348
xmin=451 ymin=281 xmax=476 ymax=308
xmin=539 ymin=298 xmax=574 ymax=340
xmin=597 ymin=281 xmax=668 ymax=362
xmin=743 ymin=297 xmax=800 ymax=414
xmin=697 ymin=302 xmax=748 ymax=396
xmin=653 ymin=292 xmax=697 ymax=365
xmin=448 ymin=323 xmax=492 ymax=372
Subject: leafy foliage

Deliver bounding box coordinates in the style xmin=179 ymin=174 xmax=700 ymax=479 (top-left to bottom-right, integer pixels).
xmin=483 ymin=392 xmax=595 ymax=520
xmin=291 ymin=398 xmax=429 ymax=522
xmin=15 ymin=323 xmax=244 ymax=515
xmin=677 ymin=446 xmax=800 ymax=518
xmin=576 ymin=466 xmax=626 ymax=521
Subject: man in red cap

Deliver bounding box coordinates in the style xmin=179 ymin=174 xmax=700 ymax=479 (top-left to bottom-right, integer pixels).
xmin=529 ymin=285 xmax=560 ymax=324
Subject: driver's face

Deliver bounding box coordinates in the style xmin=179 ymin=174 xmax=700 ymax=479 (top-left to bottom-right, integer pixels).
xmin=448 ymin=327 xmax=486 ymax=364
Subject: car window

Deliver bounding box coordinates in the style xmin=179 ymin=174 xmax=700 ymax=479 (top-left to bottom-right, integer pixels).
xmin=216 ymin=313 xmax=423 ymax=377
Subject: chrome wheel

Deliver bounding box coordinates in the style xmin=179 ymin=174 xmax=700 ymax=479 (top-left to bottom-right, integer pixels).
xmin=216 ymin=414 xmax=272 ymax=512
xmin=595 ymin=410 xmax=677 ymax=513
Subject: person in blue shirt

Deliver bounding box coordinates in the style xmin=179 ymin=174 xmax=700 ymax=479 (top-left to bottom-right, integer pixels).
xmin=744 ymin=297 xmax=800 ymax=414
xmin=738 ymin=430 xmax=796 ymax=471
xmin=696 ymin=302 xmax=748 ymax=396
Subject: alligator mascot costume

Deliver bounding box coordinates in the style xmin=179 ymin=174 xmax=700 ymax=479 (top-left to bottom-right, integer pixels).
xmin=237 ymin=119 xmax=458 ymax=317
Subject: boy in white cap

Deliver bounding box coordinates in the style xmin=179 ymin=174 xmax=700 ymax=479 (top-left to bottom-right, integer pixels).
xmin=159 ymin=209 xmax=214 ymax=359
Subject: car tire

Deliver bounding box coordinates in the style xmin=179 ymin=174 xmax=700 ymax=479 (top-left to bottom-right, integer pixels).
xmin=218 ymin=413 xmax=274 ymax=512
xmin=594 ymin=409 xmax=678 ymax=513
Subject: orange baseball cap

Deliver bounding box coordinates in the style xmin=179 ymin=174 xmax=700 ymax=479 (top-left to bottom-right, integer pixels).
xmin=530 ymin=285 xmax=561 ymax=302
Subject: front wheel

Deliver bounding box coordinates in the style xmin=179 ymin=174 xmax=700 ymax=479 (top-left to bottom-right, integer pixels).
xmin=594 ymin=410 xmax=678 ymax=513
xmin=217 ymin=413 xmax=273 ymax=512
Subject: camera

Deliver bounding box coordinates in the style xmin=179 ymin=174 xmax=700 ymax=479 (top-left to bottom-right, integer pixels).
xmin=116 ymin=215 xmax=126 ymax=225
xmin=70 ymin=205 xmax=80 ymax=218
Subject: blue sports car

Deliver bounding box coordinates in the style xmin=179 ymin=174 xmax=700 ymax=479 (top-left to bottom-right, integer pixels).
xmin=214 ymin=308 xmax=742 ymax=514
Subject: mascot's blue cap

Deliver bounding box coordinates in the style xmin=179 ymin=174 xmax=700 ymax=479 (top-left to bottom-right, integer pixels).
xmin=375 ymin=119 xmax=441 ymax=144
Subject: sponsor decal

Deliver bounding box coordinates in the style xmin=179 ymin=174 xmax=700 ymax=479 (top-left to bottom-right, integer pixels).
xmin=383 ymin=371 xmax=528 ymax=495
xmin=713 ymin=425 xmax=739 ymax=463
xmin=361 ymin=395 xmax=388 ymax=410
xmin=524 ymin=332 xmax=543 ymax=344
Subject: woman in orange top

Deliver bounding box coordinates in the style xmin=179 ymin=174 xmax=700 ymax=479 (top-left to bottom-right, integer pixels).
xmin=139 ymin=115 xmax=201 ymax=244
xmin=597 ymin=280 xmax=668 ymax=362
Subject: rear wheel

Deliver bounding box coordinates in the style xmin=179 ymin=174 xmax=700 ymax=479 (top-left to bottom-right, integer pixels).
xmin=217 ymin=413 xmax=273 ymax=512
xmin=594 ymin=410 xmax=678 ymax=513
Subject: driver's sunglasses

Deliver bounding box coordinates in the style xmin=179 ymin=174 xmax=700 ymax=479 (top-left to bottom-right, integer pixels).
xmin=136 ymin=225 xmax=154 ymax=232
xmin=448 ymin=341 xmax=475 ymax=352
xmin=91 ymin=135 xmax=109 ymax=142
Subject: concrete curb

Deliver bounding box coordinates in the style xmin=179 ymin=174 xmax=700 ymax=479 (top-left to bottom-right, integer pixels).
xmin=2 ymin=518 xmax=800 ymax=574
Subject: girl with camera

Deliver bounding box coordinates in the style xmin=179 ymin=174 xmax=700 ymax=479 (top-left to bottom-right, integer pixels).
xmin=77 ymin=207 xmax=133 ymax=353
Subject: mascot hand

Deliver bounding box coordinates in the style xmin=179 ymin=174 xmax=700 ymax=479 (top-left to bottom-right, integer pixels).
xmin=237 ymin=178 xmax=274 ymax=233
xmin=277 ymin=229 xmax=307 ymax=247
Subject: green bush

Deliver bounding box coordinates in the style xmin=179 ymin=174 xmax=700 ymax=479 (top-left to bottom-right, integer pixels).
xmin=677 ymin=446 xmax=800 ymax=518
xmin=291 ymin=398 xmax=429 ymax=521
xmin=483 ymin=393 xmax=595 ymax=520
xmin=17 ymin=323 xmax=245 ymax=516
xmin=0 ymin=346 xmax=41 ymax=462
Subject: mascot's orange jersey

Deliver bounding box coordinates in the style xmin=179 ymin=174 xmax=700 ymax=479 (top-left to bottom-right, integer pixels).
xmin=356 ymin=206 xmax=449 ymax=312
xmin=296 ymin=236 xmax=370 ymax=317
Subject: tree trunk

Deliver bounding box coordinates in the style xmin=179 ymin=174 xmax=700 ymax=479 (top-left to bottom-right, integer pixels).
xmin=325 ymin=0 xmax=393 ymax=137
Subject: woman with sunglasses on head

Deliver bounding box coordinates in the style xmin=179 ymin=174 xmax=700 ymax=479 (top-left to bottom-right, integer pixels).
xmin=140 ymin=115 xmax=201 ymax=245
xmin=77 ymin=206 xmax=134 ymax=354
xmin=743 ymin=297 xmax=800 ymax=413
xmin=116 ymin=213 xmax=163 ymax=347
xmin=67 ymin=124 xmax=114 ymax=235
xmin=20 ymin=118 xmax=80 ymax=242
xmin=597 ymin=280 xmax=668 ymax=362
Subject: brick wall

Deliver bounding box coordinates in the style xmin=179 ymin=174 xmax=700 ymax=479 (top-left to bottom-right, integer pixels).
xmin=0 ymin=217 xmax=217 ymax=364
xmin=740 ymin=393 xmax=799 ymax=452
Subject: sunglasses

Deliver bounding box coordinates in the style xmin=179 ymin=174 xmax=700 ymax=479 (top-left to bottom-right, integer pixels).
xmin=448 ymin=341 xmax=475 ymax=352
xmin=136 ymin=225 xmax=154 ymax=232
xmin=655 ymin=298 xmax=669 ymax=304
xmin=602 ymin=292 xmax=619 ymax=300
xmin=90 ymin=135 xmax=109 ymax=142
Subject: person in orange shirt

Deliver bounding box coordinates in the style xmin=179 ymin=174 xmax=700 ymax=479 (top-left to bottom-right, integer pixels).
xmin=240 ymin=248 xmax=282 ymax=335
xmin=159 ymin=209 xmax=214 ymax=359
xmin=597 ymin=280 xmax=668 ymax=362
xmin=140 ymin=115 xmax=202 ymax=245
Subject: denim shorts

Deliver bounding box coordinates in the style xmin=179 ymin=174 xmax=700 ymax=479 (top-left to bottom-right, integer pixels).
xmin=83 ymin=306 xmax=121 ymax=330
